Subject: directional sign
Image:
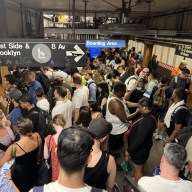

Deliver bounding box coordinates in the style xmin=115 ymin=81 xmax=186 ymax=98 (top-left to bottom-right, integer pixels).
xmin=66 ymin=44 xmax=85 ymax=62
xmin=176 ymin=44 xmax=192 ymax=59
xmin=0 ymin=39 xmax=86 ymax=67
xmin=86 ymin=40 xmax=126 ymax=48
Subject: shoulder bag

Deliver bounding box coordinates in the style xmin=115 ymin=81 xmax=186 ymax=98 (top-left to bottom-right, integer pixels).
xmin=37 ymin=136 xmax=52 ymax=185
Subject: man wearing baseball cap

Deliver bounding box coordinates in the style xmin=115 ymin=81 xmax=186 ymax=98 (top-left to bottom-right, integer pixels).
xmin=85 ymin=119 xmax=116 ymax=192
xmin=9 ymin=89 xmax=23 ymax=126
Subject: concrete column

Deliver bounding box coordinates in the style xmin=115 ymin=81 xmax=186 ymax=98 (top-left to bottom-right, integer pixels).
xmin=39 ymin=10 xmax=44 ymax=38
xmin=0 ymin=67 xmax=9 ymax=114
xmin=143 ymin=43 xmax=153 ymax=68
xmin=0 ymin=0 xmax=8 ymax=38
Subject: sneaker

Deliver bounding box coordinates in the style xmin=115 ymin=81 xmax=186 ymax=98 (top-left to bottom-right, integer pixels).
xmin=155 ymin=134 xmax=162 ymax=140
xmin=158 ymin=135 xmax=162 ymax=140
xmin=153 ymin=132 xmax=158 ymax=138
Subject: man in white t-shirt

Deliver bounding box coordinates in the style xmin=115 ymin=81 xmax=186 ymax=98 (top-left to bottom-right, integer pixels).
xmin=52 ymin=86 xmax=73 ymax=128
xmin=35 ymin=87 xmax=50 ymax=112
xmin=72 ymin=73 xmax=89 ymax=123
xmin=30 ymin=126 xmax=106 ymax=192
xmin=138 ymin=143 xmax=192 ymax=192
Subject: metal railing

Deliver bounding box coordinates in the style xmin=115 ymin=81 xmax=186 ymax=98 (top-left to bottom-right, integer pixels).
xmin=114 ymin=183 xmax=122 ymax=192
xmin=123 ymin=175 xmax=146 ymax=192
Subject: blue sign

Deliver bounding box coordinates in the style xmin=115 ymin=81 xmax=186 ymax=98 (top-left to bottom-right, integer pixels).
xmin=86 ymin=40 xmax=126 ymax=48
xmin=89 ymin=48 xmax=101 ymax=58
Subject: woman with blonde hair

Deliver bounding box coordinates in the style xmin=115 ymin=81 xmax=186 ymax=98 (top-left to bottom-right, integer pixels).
xmin=0 ymin=110 xmax=14 ymax=159
xmin=0 ymin=118 xmax=42 ymax=192
xmin=44 ymin=114 xmax=66 ymax=181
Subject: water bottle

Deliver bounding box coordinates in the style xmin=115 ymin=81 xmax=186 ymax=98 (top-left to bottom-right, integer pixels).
xmin=153 ymin=166 xmax=160 ymax=176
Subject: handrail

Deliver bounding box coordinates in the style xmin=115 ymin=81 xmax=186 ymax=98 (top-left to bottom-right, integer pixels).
xmin=114 ymin=182 xmax=122 ymax=192
xmin=123 ymin=175 xmax=146 ymax=192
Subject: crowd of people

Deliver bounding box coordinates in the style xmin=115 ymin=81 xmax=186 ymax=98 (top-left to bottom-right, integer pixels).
xmin=0 ymin=47 xmax=192 ymax=192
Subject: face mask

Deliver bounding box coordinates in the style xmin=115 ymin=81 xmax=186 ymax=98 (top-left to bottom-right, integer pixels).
xmin=136 ymin=87 xmax=142 ymax=91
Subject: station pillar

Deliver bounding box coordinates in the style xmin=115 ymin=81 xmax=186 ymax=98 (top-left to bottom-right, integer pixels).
xmin=143 ymin=43 xmax=153 ymax=68
xmin=0 ymin=0 xmax=8 ymax=38
xmin=0 ymin=67 xmax=9 ymax=114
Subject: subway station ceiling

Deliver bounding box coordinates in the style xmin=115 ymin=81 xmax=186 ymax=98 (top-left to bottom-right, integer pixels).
xmin=10 ymin=0 xmax=192 ymax=17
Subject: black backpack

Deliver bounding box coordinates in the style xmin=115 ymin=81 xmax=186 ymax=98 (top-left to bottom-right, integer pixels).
xmin=36 ymin=73 xmax=51 ymax=95
xmin=33 ymin=109 xmax=55 ymax=138
xmin=174 ymin=106 xmax=192 ymax=147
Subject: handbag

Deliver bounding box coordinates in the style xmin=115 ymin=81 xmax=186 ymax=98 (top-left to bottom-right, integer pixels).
xmin=121 ymin=159 xmax=132 ymax=175
xmin=37 ymin=136 xmax=52 ymax=186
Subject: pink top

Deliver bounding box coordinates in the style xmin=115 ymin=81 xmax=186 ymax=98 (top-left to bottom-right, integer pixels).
xmin=45 ymin=135 xmax=60 ymax=182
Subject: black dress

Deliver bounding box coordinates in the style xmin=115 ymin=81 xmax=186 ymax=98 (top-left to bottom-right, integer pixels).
xmin=128 ymin=112 xmax=157 ymax=165
xmin=84 ymin=152 xmax=109 ymax=190
xmin=12 ymin=143 xmax=39 ymax=192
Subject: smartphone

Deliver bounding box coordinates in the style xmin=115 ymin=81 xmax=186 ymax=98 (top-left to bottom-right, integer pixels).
xmin=0 ymin=162 xmax=11 ymax=174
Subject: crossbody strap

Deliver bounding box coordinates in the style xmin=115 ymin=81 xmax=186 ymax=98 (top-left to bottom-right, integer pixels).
xmin=131 ymin=117 xmax=144 ymax=128
xmin=131 ymin=115 xmax=157 ymax=129
xmin=0 ymin=143 xmax=8 ymax=151
xmin=150 ymin=115 xmax=157 ymax=127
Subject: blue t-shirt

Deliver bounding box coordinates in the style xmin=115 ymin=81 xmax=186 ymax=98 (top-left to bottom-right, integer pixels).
xmin=29 ymin=80 xmax=42 ymax=104
xmin=9 ymin=107 xmax=22 ymax=126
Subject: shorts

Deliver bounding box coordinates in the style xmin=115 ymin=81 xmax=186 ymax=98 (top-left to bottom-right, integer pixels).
xmin=109 ymin=133 xmax=124 ymax=151
xmin=131 ymin=150 xmax=150 ymax=165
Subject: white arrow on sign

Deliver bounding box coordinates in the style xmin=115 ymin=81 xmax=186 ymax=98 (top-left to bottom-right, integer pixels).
xmin=66 ymin=44 xmax=85 ymax=62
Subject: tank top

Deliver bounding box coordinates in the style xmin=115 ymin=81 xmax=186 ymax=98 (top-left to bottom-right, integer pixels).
xmin=84 ymin=152 xmax=109 ymax=190
xmin=13 ymin=143 xmax=39 ymax=192
xmin=106 ymin=93 xmax=130 ymax=135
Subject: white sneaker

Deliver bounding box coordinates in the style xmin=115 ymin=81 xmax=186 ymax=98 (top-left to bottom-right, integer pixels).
xmin=158 ymin=135 xmax=162 ymax=140
xmin=153 ymin=132 xmax=158 ymax=138
xmin=155 ymin=134 xmax=162 ymax=140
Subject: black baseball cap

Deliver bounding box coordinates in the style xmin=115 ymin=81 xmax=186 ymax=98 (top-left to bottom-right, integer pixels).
xmin=89 ymin=119 xmax=112 ymax=139
xmin=138 ymin=77 xmax=147 ymax=84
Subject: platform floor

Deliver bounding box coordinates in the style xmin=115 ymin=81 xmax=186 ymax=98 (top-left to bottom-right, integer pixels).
xmin=116 ymin=139 xmax=164 ymax=191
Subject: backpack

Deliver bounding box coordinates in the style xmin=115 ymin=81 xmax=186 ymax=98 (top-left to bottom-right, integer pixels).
xmin=87 ymin=81 xmax=97 ymax=89
xmin=173 ymin=106 xmax=192 ymax=147
xmin=153 ymin=87 xmax=168 ymax=110
xmin=33 ymin=109 xmax=55 ymax=138
xmin=125 ymin=76 xmax=137 ymax=90
xmin=37 ymin=74 xmax=51 ymax=95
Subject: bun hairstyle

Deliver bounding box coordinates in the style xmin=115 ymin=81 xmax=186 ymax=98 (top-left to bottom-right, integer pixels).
xmin=15 ymin=118 xmax=33 ymax=136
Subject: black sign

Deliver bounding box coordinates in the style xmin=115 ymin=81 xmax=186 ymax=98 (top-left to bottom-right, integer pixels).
xmin=0 ymin=39 xmax=86 ymax=67
xmin=176 ymin=44 xmax=192 ymax=59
